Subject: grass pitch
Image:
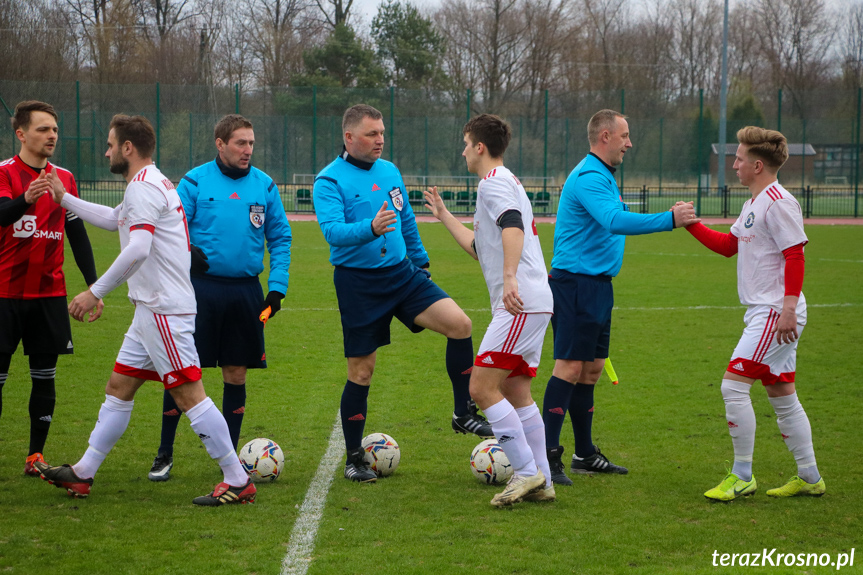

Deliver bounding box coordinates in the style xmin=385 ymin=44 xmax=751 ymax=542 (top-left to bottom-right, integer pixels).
xmin=0 ymin=221 xmax=861 ymax=574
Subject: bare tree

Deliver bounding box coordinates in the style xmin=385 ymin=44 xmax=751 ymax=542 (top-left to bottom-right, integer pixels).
xmin=314 ymin=0 xmax=353 ymax=28
xmin=0 ymin=0 xmax=79 ymax=82
xmin=838 ymin=1 xmax=863 ymax=88
xmin=246 ymin=0 xmax=321 ymax=88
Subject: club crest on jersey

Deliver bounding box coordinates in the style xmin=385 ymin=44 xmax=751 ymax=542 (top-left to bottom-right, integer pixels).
xmin=249 ymin=205 xmax=265 ymax=228
xmin=389 ymin=187 xmax=404 ymax=211
xmin=744 ymin=212 xmax=755 ymax=228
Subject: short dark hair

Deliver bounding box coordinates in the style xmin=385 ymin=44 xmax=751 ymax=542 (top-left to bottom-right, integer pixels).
xmin=342 ymin=104 xmax=383 ymax=133
xmin=463 ymin=114 xmax=512 ymax=158
xmin=588 ymin=109 xmax=626 ymax=145
xmin=214 ymin=114 xmax=253 ymax=143
xmin=11 ymin=100 xmax=57 ymax=132
xmin=737 ymin=126 xmax=788 ymax=170
xmin=109 ymin=115 xmax=156 ymax=158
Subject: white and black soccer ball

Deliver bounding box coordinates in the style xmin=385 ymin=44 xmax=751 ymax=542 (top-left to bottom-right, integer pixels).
xmin=361 ymin=433 xmax=401 ymax=477
xmin=470 ymin=438 xmax=513 ymax=485
xmin=239 ymin=437 xmax=285 ymax=483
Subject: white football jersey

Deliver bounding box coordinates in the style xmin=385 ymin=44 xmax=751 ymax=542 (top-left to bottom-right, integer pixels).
xmin=730 ymin=181 xmax=808 ymax=308
xmin=473 ymin=166 xmax=553 ymax=313
xmin=118 ymin=165 xmax=196 ymax=314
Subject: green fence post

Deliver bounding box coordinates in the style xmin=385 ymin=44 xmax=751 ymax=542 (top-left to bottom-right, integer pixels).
xmin=90 ymin=110 xmax=96 ymax=180
xmin=466 ymin=89 xmax=471 ymax=199
xmin=855 ymin=87 xmax=861 ymax=218
xmin=424 ymin=116 xmax=429 ymax=177
xmin=76 ymin=81 xmax=81 ymax=178
xmin=155 ymin=82 xmax=161 ymax=167
xmin=564 ymin=117 xmax=569 ymax=171
xmin=777 ymin=89 xmax=782 ymax=132
xmin=466 ymin=88 xmax=471 ymax=122
xmin=283 ymin=115 xmax=288 ymax=184
xmin=235 ymin=84 xmax=240 ymax=114
xmin=389 ymin=86 xmax=394 ymax=162
xmin=518 ymin=116 xmax=523 ymax=175
xmin=802 ymin=118 xmax=806 ymax=192
xmin=188 ymin=113 xmax=193 ymax=171
xmin=620 ymin=89 xmax=625 ymax=190
xmin=697 ymin=89 xmax=704 ymax=215
xmin=311 ymin=86 xmax=317 ymax=175
xmin=543 ymin=89 xmax=548 ymax=193
xmin=659 ymin=117 xmax=663 ymax=197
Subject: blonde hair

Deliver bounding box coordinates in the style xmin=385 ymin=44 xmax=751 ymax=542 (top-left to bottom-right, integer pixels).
xmin=737 ymin=126 xmax=788 ymax=169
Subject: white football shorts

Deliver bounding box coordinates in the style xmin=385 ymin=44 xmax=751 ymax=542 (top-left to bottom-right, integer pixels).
xmin=114 ymin=304 xmax=202 ymax=389
xmin=727 ymin=302 xmax=806 ymax=386
xmin=475 ymin=310 xmax=552 ymax=378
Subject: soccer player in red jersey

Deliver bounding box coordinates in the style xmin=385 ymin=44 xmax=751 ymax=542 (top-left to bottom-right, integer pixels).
xmin=0 ymin=101 xmax=102 ymax=475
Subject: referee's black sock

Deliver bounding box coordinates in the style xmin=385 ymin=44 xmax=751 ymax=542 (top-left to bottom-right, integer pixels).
xmin=542 ymin=375 xmax=574 ymax=448
xmin=446 ymin=337 xmax=474 ymax=416
xmin=341 ymin=380 xmax=369 ymax=452
xmin=222 ymin=382 xmax=246 ymax=450
xmin=570 ymin=382 xmax=596 ymax=458
xmin=158 ymin=389 xmax=183 ymax=457
xmin=28 ymin=354 xmax=57 ymax=456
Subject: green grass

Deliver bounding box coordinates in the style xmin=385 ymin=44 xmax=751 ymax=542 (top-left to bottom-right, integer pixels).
xmin=1 ymin=222 xmax=861 ymax=574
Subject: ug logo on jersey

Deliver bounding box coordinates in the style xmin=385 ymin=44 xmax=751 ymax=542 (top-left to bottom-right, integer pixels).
xmin=389 ymin=187 xmax=404 ymax=211
xmin=250 ymin=205 xmax=265 ymax=228
xmin=744 ymin=212 xmax=755 ymax=228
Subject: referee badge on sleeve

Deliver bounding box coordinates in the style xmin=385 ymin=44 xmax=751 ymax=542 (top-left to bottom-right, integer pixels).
xmin=250 ymin=205 xmax=265 ymax=228
xmin=389 ymin=187 xmax=404 ymax=211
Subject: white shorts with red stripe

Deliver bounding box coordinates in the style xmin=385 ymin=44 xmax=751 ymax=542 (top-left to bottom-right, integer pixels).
xmin=475 ymin=309 xmax=552 ymax=378
xmin=727 ymin=301 xmax=807 ymax=386
xmin=114 ymin=304 xmax=202 ymax=389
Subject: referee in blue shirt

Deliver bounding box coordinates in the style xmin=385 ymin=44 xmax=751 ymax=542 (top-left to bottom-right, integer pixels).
xmin=148 ymin=115 xmax=292 ymax=481
xmin=542 ymin=110 xmax=699 ymax=485
xmin=314 ymin=104 xmax=492 ymax=483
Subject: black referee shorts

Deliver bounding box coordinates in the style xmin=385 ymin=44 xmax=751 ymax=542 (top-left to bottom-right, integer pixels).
xmin=549 ymin=269 xmax=613 ymax=362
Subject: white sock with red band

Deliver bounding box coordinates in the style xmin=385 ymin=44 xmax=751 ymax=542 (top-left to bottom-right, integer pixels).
xmin=515 ymin=403 xmax=552 ymax=487
xmin=768 ymin=393 xmax=821 ymax=484
xmin=721 ymin=379 xmax=755 ymax=481
xmin=483 ymin=398 xmax=537 ymax=477
xmin=186 ymin=397 xmax=248 ymax=487
xmin=74 ymin=394 xmax=134 ymax=479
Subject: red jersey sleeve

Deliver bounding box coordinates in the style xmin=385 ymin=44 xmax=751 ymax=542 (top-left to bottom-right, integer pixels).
xmin=782 ymin=243 xmax=805 ymax=297
xmin=685 ymin=223 xmax=738 ymax=257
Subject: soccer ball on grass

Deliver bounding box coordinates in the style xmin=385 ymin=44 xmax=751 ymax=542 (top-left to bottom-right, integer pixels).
xmin=239 ymin=438 xmax=285 ymax=482
xmin=470 ymin=438 xmax=513 ymax=484
xmin=361 ymin=433 xmax=401 ymax=477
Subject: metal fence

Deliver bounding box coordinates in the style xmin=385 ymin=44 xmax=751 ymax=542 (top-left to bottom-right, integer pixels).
xmin=2 ymin=80 xmax=860 ymax=217
xmin=77 ymin=181 xmax=861 ymax=218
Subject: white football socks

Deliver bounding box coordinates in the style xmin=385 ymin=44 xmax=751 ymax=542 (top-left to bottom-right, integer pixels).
xmin=721 ymin=379 xmax=755 ymax=481
xmin=74 ymin=394 xmax=134 ymax=479
xmin=483 ymin=398 xmax=538 ymax=477
xmin=186 ymin=397 xmax=248 ymax=487
xmin=768 ymin=392 xmax=820 ymax=484
xmin=515 ymin=403 xmax=551 ymax=487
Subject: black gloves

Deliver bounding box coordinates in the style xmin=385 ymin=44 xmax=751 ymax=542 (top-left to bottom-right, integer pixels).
xmin=262 ymin=290 xmax=285 ymax=318
xmin=190 ymin=244 xmax=209 ymax=274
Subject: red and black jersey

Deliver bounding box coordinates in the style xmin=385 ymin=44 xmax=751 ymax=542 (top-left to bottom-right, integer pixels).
xmin=0 ymin=155 xmax=80 ymax=299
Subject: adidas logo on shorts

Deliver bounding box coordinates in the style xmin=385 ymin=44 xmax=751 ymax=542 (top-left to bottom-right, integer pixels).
xmin=732 ymin=362 xmax=744 ymax=371
xmin=482 ymin=356 xmax=494 ymax=365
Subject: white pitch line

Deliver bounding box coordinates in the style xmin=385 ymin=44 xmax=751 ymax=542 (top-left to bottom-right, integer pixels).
xmin=280 ymin=412 xmax=344 ymax=575
xmin=283 ymin=302 xmax=862 ymax=313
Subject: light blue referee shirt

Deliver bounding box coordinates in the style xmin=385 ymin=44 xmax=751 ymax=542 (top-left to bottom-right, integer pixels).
xmin=313 ymin=151 xmax=429 ymax=269
xmin=177 ymin=158 xmax=292 ymax=294
xmin=551 ymin=153 xmax=674 ymax=277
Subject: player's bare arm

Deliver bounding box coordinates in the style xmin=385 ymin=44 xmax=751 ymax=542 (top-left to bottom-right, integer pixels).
xmin=501 ymin=227 xmax=524 ymax=316
xmin=371 ymin=200 xmax=397 ymax=236
xmin=772 ymin=295 xmax=800 ymax=345
xmin=423 ymin=186 xmax=477 ymax=260
xmin=24 ymin=170 xmax=50 ymax=204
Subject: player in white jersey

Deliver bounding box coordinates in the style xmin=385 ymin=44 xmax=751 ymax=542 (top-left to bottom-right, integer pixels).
xmin=683 ymin=126 xmax=824 ymax=500
xmin=35 ymin=115 xmax=256 ymax=506
xmin=425 ymin=114 xmax=553 ymax=506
